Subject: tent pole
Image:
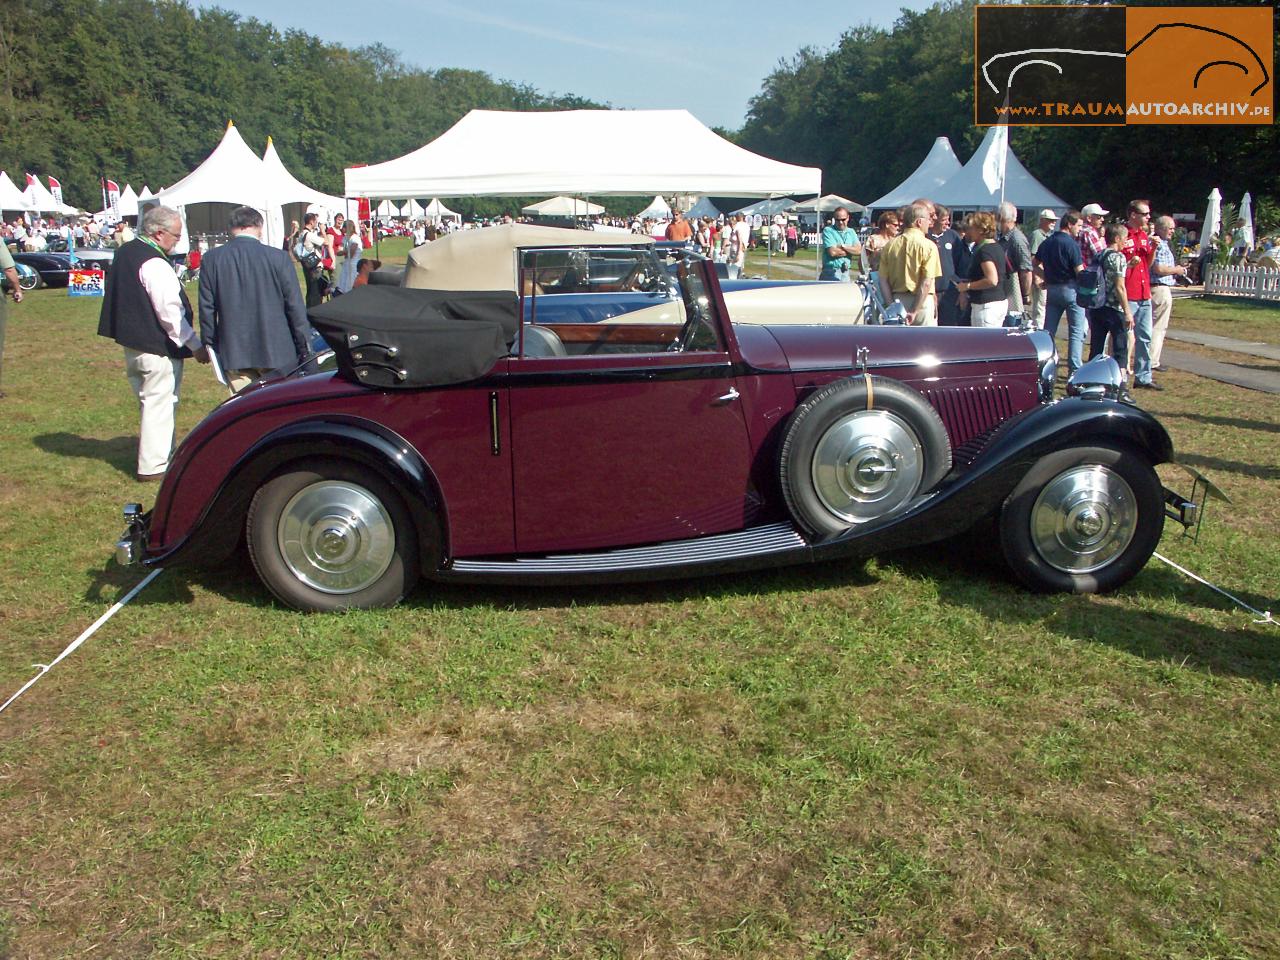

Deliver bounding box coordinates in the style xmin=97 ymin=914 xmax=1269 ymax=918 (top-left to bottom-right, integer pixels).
xmin=767 ymin=194 xmax=773 ymax=279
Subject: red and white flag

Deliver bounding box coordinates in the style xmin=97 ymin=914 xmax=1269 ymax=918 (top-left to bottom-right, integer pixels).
xmin=104 ymin=179 xmax=120 ymax=218
xmin=48 ymin=176 xmax=63 ymax=207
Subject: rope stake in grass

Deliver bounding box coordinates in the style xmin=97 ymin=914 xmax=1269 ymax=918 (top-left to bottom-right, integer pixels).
xmin=1152 ymin=553 xmax=1275 ymax=626
xmin=0 ymin=569 xmax=164 ymax=717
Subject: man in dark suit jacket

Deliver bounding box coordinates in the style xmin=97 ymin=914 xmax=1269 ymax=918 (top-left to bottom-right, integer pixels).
xmin=198 ymin=206 xmax=312 ymax=394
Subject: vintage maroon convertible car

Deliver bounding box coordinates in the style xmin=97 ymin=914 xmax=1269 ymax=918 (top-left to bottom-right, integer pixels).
xmin=115 ymin=237 xmax=1206 ymax=611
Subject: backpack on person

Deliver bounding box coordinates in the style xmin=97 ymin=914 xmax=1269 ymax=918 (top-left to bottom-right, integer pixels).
xmin=1076 ymin=256 xmax=1108 ymax=309
xmin=293 ymin=240 xmax=321 ymax=272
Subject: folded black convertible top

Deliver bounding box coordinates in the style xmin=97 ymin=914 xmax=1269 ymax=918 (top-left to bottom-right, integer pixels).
xmin=310 ymin=287 xmax=517 ymax=388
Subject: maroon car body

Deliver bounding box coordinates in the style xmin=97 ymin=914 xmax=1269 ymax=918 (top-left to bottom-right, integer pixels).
xmin=117 ymin=250 xmax=1201 ymax=611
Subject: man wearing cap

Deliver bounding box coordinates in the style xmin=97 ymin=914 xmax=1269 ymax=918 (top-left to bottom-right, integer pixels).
xmin=1028 ymin=209 xmax=1059 ymax=329
xmin=1034 ymin=211 xmax=1087 ymax=375
xmin=1078 ymin=203 xmax=1108 ymax=266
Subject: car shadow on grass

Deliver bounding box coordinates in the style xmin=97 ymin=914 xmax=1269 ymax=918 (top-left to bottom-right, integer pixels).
xmin=884 ymin=533 xmax=1280 ymax=684
xmin=1158 ymin=410 xmax=1280 ymax=435
xmin=1174 ymin=450 xmax=1279 ymax=481
xmin=33 ymin=433 xmax=135 ymax=478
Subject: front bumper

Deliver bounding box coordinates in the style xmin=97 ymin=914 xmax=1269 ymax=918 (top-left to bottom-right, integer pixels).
xmin=115 ymin=503 xmax=148 ymax=565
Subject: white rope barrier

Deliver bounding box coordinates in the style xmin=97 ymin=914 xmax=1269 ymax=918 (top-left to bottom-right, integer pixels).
xmin=1152 ymin=553 xmax=1275 ymax=626
xmin=0 ymin=569 xmax=164 ymax=717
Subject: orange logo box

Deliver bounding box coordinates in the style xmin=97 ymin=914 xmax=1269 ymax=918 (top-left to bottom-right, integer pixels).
xmin=1126 ymin=6 xmax=1272 ymax=124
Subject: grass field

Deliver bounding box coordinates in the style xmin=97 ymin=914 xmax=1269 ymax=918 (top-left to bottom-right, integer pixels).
xmin=0 ymin=275 xmax=1277 ymax=958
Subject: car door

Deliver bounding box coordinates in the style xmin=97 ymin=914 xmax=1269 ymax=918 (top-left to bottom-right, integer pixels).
xmin=508 ymin=258 xmax=755 ymax=555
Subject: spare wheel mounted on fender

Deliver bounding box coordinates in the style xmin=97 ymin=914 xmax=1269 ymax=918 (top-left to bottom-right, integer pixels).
xmin=779 ymin=375 xmax=951 ymax=536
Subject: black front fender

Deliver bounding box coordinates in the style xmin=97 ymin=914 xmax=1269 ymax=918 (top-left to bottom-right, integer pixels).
xmin=147 ymin=416 xmax=445 ymax=569
xmin=811 ymin=397 xmax=1175 ymax=561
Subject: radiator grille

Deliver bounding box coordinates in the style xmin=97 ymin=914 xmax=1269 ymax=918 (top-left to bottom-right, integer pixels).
xmin=921 ymin=384 xmax=1014 ymax=451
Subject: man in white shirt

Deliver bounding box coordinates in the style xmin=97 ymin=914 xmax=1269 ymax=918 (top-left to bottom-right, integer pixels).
xmin=97 ymin=205 xmax=209 ymax=481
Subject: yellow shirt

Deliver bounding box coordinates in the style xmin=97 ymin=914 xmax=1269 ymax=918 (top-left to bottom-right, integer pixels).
xmin=878 ymin=226 xmax=942 ymax=294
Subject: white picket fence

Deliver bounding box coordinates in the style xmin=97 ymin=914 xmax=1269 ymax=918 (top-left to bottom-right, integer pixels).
xmin=1204 ymin=263 xmax=1280 ymax=301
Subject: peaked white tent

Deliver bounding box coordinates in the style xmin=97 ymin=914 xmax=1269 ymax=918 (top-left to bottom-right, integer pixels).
xmin=24 ymin=175 xmax=76 ymax=215
xmin=421 ymin=197 xmax=460 ymax=221
xmin=402 ymin=199 xmax=425 ymax=219
xmin=931 ymin=126 xmax=1067 ymax=213
xmin=155 ymin=121 xmax=344 ymax=246
xmin=636 ymin=195 xmax=672 ymax=220
xmin=138 ymin=185 xmax=154 ymax=201
xmin=261 ymin=136 xmax=346 ymax=239
xmin=521 ymin=196 xmax=605 ymax=217
xmin=373 ymin=199 xmax=403 ymax=218
xmin=788 ymin=194 xmax=866 ymax=214
xmin=0 ymin=172 xmax=33 ymax=212
xmin=867 ymin=137 xmax=963 ymax=210
xmin=345 ymin=109 xmax=821 ymax=199
xmin=118 ymin=184 xmax=140 ymax=219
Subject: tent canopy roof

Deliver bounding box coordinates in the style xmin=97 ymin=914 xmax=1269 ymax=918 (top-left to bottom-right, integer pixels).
xmin=522 ymin=196 xmax=605 ymax=217
xmin=867 ymin=137 xmax=962 ymax=210
xmin=731 ymin=197 xmax=796 ymax=217
xmin=345 ymin=109 xmax=821 ymax=199
xmin=24 ymin=175 xmax=77 ymax=215
xmin=636 ymin=195 xmax=672 ymax=219
xmin=788 ymin=193 xmax=866 ymax=214
xmin=0 ymin=172 xmax=33 ymax=211
xmin=930 ymin=127 xmax=1067 ymax=212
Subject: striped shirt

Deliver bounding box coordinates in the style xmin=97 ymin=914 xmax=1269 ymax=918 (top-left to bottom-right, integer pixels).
xmin=1153 ymin=236 xmax=1177 ymax=286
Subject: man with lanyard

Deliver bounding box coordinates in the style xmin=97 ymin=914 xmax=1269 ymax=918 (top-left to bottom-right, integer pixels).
xmin=97 ymin=205 xmax=209 ymax=480
xmin=1149 ymin=214 xmax=1187 ymax=374
xmin=1122 ymin=200 xmax=1159 ymax=390
xmin=878 ymin=202 xmax=941 ymax=325
xmin=819 ymin=206 xmax=862 ymax=282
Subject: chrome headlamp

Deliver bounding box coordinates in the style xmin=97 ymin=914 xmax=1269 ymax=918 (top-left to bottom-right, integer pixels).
xmin=1066 ymin=355 xmax=1125 ymax=401
xmin=1027 ymin=329 xmax=1058 ymax=402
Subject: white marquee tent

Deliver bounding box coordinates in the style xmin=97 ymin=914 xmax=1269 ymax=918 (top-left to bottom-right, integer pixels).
xmin=930 ymin=126 xmax=1067 ymax=214
xmin=636 ymin=195 xmax=672 ymax=220
xmin=345 ymin=109 xmax=821 ymax=199
xmin=521 ymin=196 xmax=606 ymax=217
xmin=422 ymin=197 xmax=460 ymax=221
xmin=0 ymin=172 xmax=33 ymax=212
xmin=788 ymin=194 xmax=866 ymax=214
xmin=118 ymin=184 xmax=140 ymax=219
xmin=25 ymin=175 xmax=77 ymax=215
xmin=867 ymin=137 xmax=963 ymax=211
xmin=155 ymin=121 xmax=345 ymax=246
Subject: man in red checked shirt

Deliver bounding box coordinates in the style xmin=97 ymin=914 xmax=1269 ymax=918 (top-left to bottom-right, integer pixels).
xmin=1121 ymin=199 xmax=1159 ymax=390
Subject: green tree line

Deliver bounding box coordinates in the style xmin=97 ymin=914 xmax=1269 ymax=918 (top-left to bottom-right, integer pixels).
xmin=737 ymin=0 xmax=1279 ymax=224
xmin=0 ymin=0 xmax=600 ymax=214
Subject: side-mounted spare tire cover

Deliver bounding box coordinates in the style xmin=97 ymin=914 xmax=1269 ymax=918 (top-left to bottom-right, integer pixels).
xmin=780 ymin=375 xmax=952 ymax=536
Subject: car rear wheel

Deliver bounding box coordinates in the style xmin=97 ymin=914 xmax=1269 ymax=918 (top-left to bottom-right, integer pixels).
xmin=17 ymin=265 xmax=42 ymax=290
xmin=999 ymin=444 xmax=1164 ymax=593
xmin=779 ymin=376 xmax=951 ymax=536
xmin=246 ymin=460 xmax=419 ymax=611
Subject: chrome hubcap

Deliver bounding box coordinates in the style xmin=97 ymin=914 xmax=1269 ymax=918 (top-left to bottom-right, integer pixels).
xmin=278 ymin=481 xmax=395 ymax=594
xmin=1030 ymin=465 xmax=1137 ymax=573
xmin=811 ymin=410 xmax=923 ymax=523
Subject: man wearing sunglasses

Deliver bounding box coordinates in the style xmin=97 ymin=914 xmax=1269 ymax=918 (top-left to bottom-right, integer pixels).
xmin=98 ymin=204 xmax=209 ymax=481
xmin=1121 ymin=199 xmax=1159 ymax=390
xmin=819 ymin=206 xmax=862 ymax=282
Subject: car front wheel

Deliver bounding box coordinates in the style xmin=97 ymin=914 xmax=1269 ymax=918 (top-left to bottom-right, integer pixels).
xmin=17 ymin=266 xmax=42 ymax=290
xmin=999 ymin=444 xmax=1164 ymax=594
xmin=246 ymin=460 xmax=420 ymax=611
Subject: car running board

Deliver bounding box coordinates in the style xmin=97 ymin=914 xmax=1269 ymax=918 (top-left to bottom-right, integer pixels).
xmin=448 ymin=522 xmax=809 ymax=579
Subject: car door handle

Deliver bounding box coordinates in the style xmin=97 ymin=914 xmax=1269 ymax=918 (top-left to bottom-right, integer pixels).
xmin=714 ymin=387 xmax=740 ymax=405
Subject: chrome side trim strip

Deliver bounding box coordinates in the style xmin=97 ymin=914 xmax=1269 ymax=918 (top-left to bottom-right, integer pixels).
xmin=451 ymin=522 xmax=806 ymax=574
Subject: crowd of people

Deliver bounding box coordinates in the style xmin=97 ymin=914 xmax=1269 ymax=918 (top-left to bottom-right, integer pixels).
xmin=819 ymin=196 xmax=1198 ymax=397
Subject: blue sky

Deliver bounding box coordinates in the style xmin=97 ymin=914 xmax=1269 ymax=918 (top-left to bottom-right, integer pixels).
xmin=200 ymin=0 xmax=934 ymax=130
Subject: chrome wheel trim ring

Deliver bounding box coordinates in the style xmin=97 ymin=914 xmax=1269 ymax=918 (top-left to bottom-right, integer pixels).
xmin=1030 ymin=465 xmax=1137 ymax=573
xmin=277 ymin=481 xmax=395 ymax=594
xmin=811 ymin=410 xmax=923 ymax=523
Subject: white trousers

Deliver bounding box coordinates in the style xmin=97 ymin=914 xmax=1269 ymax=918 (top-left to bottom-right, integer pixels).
xmin=1150 ymin=284 xmax=1173 ymax=368
xmin=124 ymin=348 xmax=184 ymax=475
xmin=1028 ymin=282 xmax=1046 ymax=329
xmin=971 ymin=299 xmax=1009 ymax=327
